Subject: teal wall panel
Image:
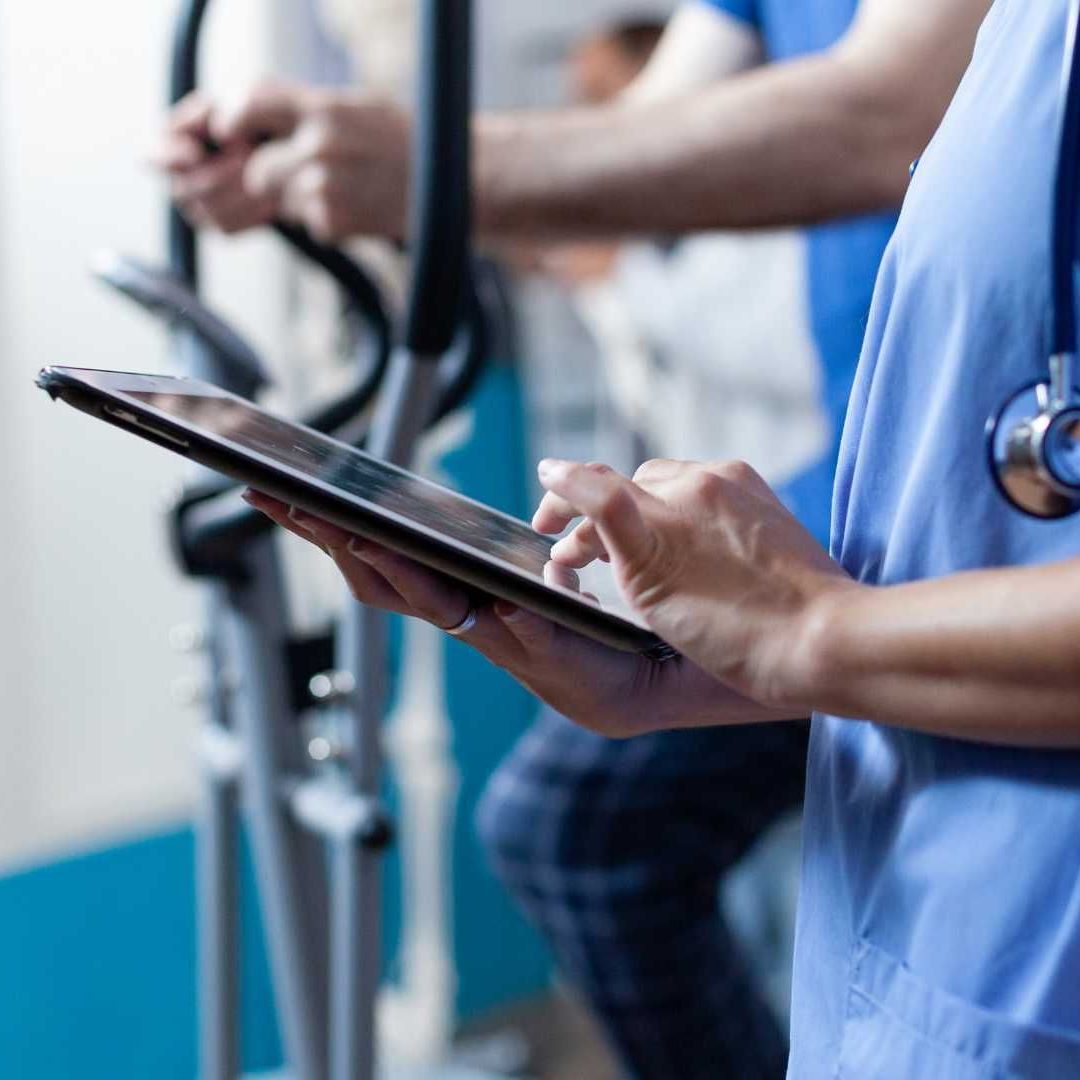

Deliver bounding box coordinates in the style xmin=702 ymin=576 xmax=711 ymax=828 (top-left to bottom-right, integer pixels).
xmin=441 ymin=366 xmax=553 ymax=1017
xmin=0 ymin=827 xmax=282 ymax=1079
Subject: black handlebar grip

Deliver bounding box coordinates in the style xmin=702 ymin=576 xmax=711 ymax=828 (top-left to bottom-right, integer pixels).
xmin=403 ymin=0 xmax=473 ymax=357
xmin=272 ymin=222 xmax=392 ymax=358
xmin=167 ymin=0 xmax=211 ymax=287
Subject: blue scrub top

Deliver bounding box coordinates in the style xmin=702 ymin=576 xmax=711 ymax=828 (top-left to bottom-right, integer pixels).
xmin=703 ymin=0 xmax=897 ymax=544
xmin=791 ymin=3 xmax=1080 ymax=1076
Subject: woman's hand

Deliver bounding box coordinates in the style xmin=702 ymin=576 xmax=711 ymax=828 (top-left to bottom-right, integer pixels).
xmin=533 ymin=458 xmax=1080 ymax=747
xmin=242 ymin=490 xmax=797 ymax=738
xmin=534 ymin=457 xmax=859 ymax=710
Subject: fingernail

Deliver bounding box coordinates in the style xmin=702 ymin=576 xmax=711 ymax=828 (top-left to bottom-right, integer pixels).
xmin=241 ymin=490 xmax=255 ymax=505
xmin=537 ymin=459 xmax=557 ymax=479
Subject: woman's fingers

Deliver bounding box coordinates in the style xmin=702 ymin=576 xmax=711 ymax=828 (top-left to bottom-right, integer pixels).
xmin=531 ymin=489 xmax=582 ymax=534
xmin=494 ymin=602 xmax=559 ymax=653
xmin=549 ymin=520 xmax=609 ymax=568
xmin=542 ymin=561 xmax=583 ymax=593
xmin=244 ymin=491 xmax=478 ymax=631
xmin=243 ymin=491 xmax=461 ymax=618
xmin=325 ymin=542 xmax=428 ymax=614
xmin=343 ymin=541 xmax=472 ymax=630
xmin=346 ymin=544 xmax=545 ymax=670
xmin=537 ymin=460 xmax=656 ymax=569
xmin=243 ymin=491 xmax=324 ymax=546
xmin=533 ymin=463 xmax=621 ymax=569
xmin=531 ymin=461 xmax=626 ymax=534
xmin=241 ymin=492 xmax=647 ymax=724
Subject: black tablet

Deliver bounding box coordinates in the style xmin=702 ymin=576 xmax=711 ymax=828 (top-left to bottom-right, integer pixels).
xmin=37 ymin=366 xmax=675 ymax=659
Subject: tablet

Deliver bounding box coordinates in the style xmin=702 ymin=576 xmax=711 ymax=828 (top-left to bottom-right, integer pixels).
xmin=37 ymin=366 xmax=675 ymax=659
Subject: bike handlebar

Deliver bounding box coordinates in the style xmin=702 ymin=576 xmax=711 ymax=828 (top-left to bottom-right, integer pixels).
xmin=403 ymin=0 xmax=473 ymax=357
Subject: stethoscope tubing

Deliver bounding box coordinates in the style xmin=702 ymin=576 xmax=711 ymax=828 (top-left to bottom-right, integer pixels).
xmin=1051 ymin=0 xmax=1080 ymax=357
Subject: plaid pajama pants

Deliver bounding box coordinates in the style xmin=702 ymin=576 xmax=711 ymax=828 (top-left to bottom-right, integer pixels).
xmin=476 ymin=709 xmax=809 ymax=1080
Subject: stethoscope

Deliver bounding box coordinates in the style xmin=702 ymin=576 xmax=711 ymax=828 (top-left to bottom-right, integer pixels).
xmin=987 ymin=0 xmax=1080 ymax=518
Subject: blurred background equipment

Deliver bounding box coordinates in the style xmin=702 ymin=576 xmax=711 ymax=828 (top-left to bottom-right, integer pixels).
xmin=148 ymin=0 xmax=496 ymax=1076
xmin=0 ymin=0 xmax=557 ymax=1075
xmin=0 ymin=0 xmax=807 ymax=1076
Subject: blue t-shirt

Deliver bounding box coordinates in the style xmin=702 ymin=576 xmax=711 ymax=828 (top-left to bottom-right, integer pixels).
xmin=792 ymin=3 xmax=1080 ymax=1076
xmin=704 ymin=0 xmax=897 ymax=544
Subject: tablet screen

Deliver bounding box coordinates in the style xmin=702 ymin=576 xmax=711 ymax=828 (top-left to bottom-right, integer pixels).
xmin=106 ymin=376 xmax=635 ymax=625
xmin=128 ymin=387 xmax=559 ymax=573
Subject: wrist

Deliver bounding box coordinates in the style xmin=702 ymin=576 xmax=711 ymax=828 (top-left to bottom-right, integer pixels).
xmin=778 ymin=576 xmax=864 ymax=713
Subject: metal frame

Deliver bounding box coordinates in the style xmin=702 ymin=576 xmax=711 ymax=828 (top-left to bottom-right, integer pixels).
xmin=108 ymin=2 xmax=477 ymax=1077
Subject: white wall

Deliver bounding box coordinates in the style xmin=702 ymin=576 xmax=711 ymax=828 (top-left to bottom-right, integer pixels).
xmin=0 ymin=0 xmax=288 ymax=867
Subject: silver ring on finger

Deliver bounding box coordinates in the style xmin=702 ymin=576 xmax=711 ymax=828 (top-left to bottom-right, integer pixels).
xmin=444 ymin=606 xmax=478 ymax=638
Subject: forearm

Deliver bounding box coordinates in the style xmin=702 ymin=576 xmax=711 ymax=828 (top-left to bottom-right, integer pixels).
xmin=476 ymin=55 xmax=916 ymax=239
xmin=473 ymin=0 xmax=987 ymax=241
xmin=804 ymin=559 xmax=1080 ymax=746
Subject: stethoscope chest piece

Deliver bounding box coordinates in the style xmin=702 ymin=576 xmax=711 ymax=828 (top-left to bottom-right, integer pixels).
xmin=985 ymin=0 xmax=1080 ymax=519
xmin=987 ymin=376 xmax=1080 ymax=518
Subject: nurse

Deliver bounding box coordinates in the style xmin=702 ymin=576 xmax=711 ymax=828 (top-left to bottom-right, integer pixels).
xmin=247 ymin=0 xmax=1080 ymax=1074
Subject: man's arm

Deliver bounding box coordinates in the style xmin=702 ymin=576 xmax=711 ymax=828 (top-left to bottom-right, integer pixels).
xmin=157 ymin=0 xmax=990 ymax=243
xmin=155 ymin=1 xmax=761 ymax=239
xmin=475 ymin=0 xmax=991 ymax=238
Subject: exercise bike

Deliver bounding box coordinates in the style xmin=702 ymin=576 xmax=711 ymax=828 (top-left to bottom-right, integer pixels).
xmin=94 ymin=0 xmax=501 ymax=1077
